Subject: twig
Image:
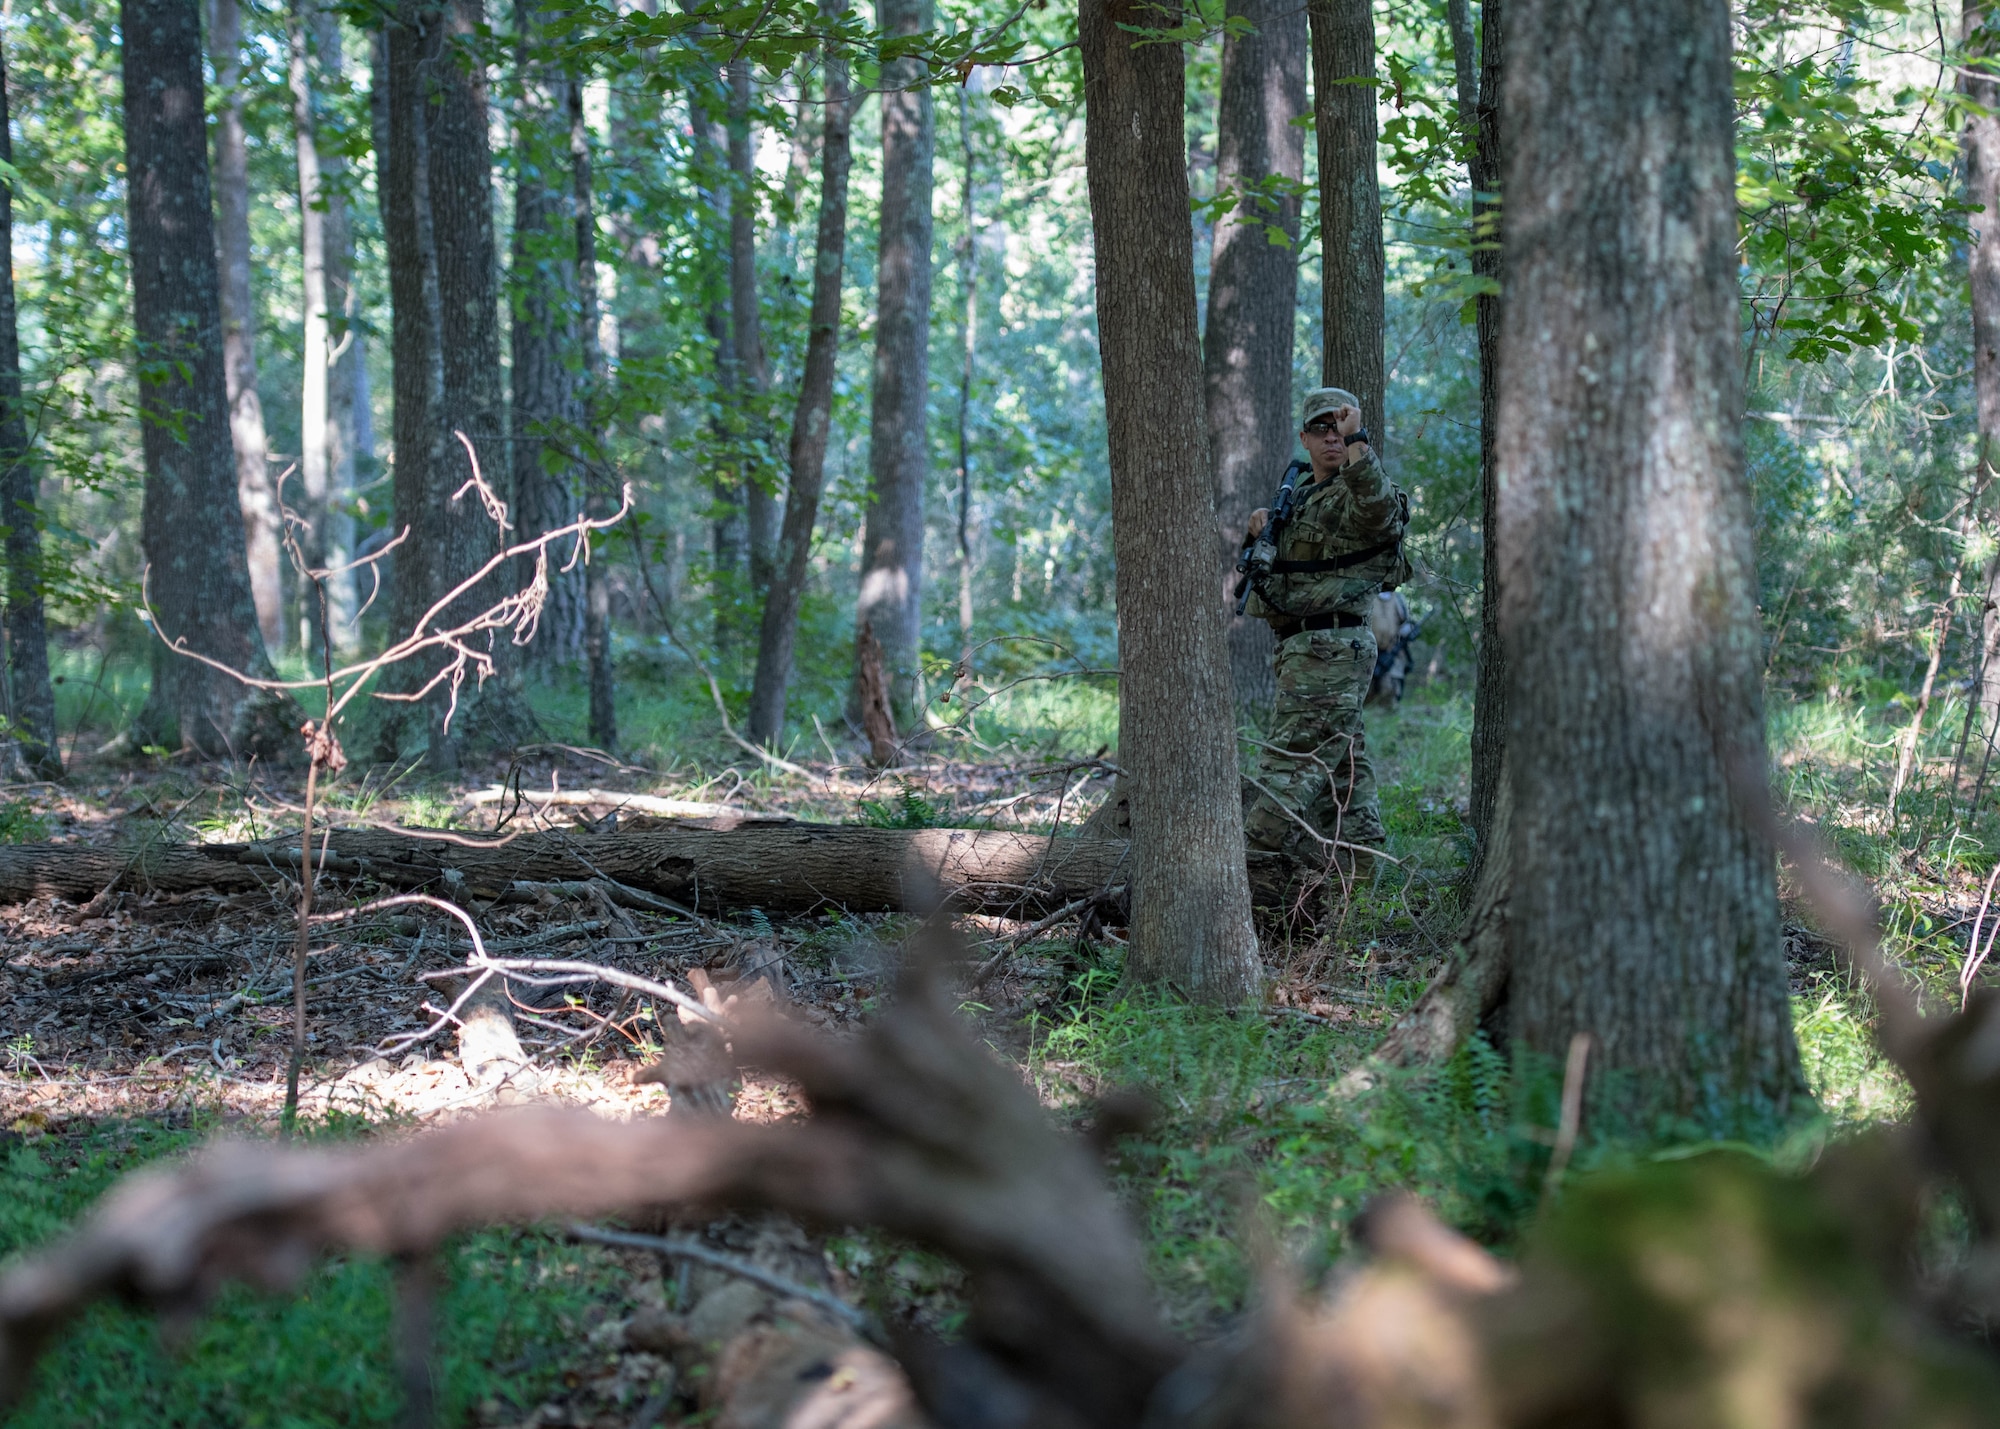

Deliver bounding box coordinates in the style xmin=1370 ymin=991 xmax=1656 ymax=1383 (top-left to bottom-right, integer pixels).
xmin=658 ymin=620 xmax=816 ymax=780
xmin=812 ymin=713 xmax=842 ymax=766
xmin=1541 ymin=1031 xmax=1592 ymax=1199
xmin=970 ymin=892 xmax=1103 ymax=988
xmin=418 ymin=955 xmax=726 ymax=1029
xmin=1962 ymin=859 xmax=2000 ymax=1011
xmin=141 ymin=445 xmax=633 ymax=738
xmin=631 ymin=550 xmax=816 ymax=781
xmin=564 ymin=1223 xmax=870 ymax=1333
xmin=1239 ymin=770 xmax=1401 ymax=865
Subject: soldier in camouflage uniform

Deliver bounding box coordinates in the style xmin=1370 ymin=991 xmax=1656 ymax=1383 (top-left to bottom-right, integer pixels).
xmin=1240 ymin=387 xmax=1411 ymax=864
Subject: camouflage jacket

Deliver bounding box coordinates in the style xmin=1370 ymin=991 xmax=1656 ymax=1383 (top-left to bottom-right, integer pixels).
xmin=1245 ymin=451 xmax=1410 ymax=625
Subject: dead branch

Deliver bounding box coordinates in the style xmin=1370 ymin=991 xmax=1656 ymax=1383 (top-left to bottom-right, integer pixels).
xmin=565 ymin=1223 xmax=868 ymax=1333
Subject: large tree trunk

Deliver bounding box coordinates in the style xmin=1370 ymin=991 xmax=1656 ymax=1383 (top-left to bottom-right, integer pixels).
xmin=0 ymin=825 xmax=1281 ymax=918
xmin=1306 ymin=0 xmax=1385 ymax=446
xmin=571 ymin=76 xmax=618 ymax=749
xmin=1080 ymin=0 xmax=1261 ymax=1003
xmin=730 ymin=59 xmax=780 ymax=599
xmin=381 ymin=0 xmax=520 ymax=766
xmin=1964 ymin=5 xmax=2000 ymax=800
xmin=1457 ymin=0 xmax=1508 ymax=869
xmin=856 ymin=0 xmax=935 ymax=725
xmin=507 ymin=0 xmax=585 ymax=669
xmin=1496 ymin=0 xmax=1803 ymax=1124
xmin=205 ymin=0 xmax=284 ymax=657
xmin=123 ymin=0 xmax=275 ymax=755
xmin=1203 ymin=0 xmax=1306 ymax=715
xmin=312 ymin=4 xmax=363 ymax=655
xmin=288 ymin=0 xmax=332 ymax=663
xmin=747 ymin=24 xmax=853 ymax=746
xmin=0 ymin=42 xmax=57 ymax=781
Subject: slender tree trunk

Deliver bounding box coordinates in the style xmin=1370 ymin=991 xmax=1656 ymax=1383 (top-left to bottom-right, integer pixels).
xmin=508 ymin=0 xmax=584 ymax=668
xmin=730 ymin=59 xmax=779 ymax=598
xmin=1454 ymin=0 xmax=1508 ymax=866
xmin=856 ymin=0 xmax=935 ymax=723
xmin=382 ymin=0 xmax=517 ymax=766
xmin=572 ymin=78 xmax=617 ymax=749
xmin=288 ymin=2 xmax=332 ymax=661
xmin=312 ymin=4 xmax=362 ymax=654
xmin=747 ymin=22 xmax=853 ymax=745
xmin=206 ymin=0 xmax=284 ymax=656
xmin=690 ymin=82 xmax=747 ymax=647
xmin=0 ymin=41 xmax=58 ymax=779
xmin=1079 ymin=0 xmax=1261 ymax=1003
xmin=1306 ymin=0 xmax=1385 ymax=445
xmin=953 ymin=83 xmax=980 ymax=665
xmin=123 ymin=0 xmax=275 ymax=754
xmin=1496 ymin=0 xmax=1802 ymax=1125
xmin=1203 ymin=0 xmax=1306 ymax=715
xmin=1964 ymin=4 xmax=2000 ymax=800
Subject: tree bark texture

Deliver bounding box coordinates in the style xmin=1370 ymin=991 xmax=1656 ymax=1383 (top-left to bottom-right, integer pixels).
xmin=381 ymin=0 xmax=515 ymax=763
xmin=1458 ymin=0 xmax=1508 ymax=868
xmin=314 ymin=3 xmax=362 ymax=653
xmin=508 ymin=0 xmax=585 ymax=668
xmin=730 ymin=58 xmax=780 ymax=597
xmin=0 ymin=41 xmax=58 ymax=779
xmin=1306 ymin=0 xmax=1386 ymax=446
xmin=1496 ymin=0 xmax=1802 ymax=1124
xmin=748 ymin=29 xmax=853 ymax=746
xmin=857 ymin=0 xmax=935 ymax=724
xmin=571 ymin=78 xmax=618 ymax=749
xmin=288 ymin=1 xmax=332 ymax=662
xmin=1080 ymin=0 xmax=1261 ymax=1003
xmin=1204 ymin=0 xmax=1306 ymax=715
xmin=206 ymin=0 xmax=284 ymax=656
xmin=123 ymin=0 xmax=274 ymax=755
xmin=0 ymin=825 xmax=1269 ymax=919
xmin=1962 ymin=5 xmax=2000 ymax=794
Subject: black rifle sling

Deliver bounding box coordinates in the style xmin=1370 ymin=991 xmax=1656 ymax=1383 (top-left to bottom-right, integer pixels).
xmin=1268 ymin=535 xmax=1401 ymax=575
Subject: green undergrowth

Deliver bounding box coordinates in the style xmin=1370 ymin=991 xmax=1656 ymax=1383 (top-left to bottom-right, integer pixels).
xmin=1030 ymin=964 xmax=1914 ymax=1329
xmin=0 ymin=1112 xmax=627 ymax=1428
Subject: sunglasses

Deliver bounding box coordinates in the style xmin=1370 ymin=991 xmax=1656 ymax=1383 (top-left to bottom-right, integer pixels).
xmin=1302 ymin=419 xmax=1345 ymax=437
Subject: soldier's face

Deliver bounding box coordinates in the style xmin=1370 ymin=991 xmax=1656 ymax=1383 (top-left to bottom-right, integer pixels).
xmin=1301 ymin=420 xmax=1345 ymax=475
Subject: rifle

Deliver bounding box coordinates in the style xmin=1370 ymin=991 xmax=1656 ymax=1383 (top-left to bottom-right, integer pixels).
xmin=1233 ymin=459 xmax=1311 ymax=615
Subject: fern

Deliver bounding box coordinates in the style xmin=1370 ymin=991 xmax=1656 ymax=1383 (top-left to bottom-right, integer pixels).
xmin=858 ymin=781 xmax=946 ymax=829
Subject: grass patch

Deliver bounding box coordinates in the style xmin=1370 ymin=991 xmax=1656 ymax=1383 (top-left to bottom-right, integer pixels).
xmin=0 ymin=1114 xmax=630 ymax=1428
xmin=1028 ymin=978 xmax=1545 ymax=1325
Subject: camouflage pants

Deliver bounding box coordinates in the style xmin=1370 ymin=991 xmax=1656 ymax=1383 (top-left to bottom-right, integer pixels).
xmin=1243 ymin=626 xmax=1384 ymax=857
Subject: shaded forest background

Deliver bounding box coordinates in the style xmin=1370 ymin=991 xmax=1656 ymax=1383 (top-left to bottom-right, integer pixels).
xmin=4 ymin=0 xmax=1975 ymax=770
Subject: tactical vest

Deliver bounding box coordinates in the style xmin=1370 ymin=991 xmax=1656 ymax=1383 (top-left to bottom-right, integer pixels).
xmin=1246 ymin=466 xmax=1412 ymax=624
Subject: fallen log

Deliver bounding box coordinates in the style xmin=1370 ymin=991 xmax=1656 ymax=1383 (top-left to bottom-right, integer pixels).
xmin=0 ymin=824 xmax=1232 ymax=919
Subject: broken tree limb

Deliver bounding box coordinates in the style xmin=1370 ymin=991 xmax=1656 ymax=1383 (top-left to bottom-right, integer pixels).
xmin=0 ymin=824 xmax=1299 ymax=920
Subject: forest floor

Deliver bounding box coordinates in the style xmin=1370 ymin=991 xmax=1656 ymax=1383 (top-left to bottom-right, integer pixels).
xmin=0 ymin=671 xmax=1978 ymax=1426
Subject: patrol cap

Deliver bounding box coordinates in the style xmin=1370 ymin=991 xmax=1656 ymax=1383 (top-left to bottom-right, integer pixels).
xmin=1301 ymin=387 xmax=1362 ymax=427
